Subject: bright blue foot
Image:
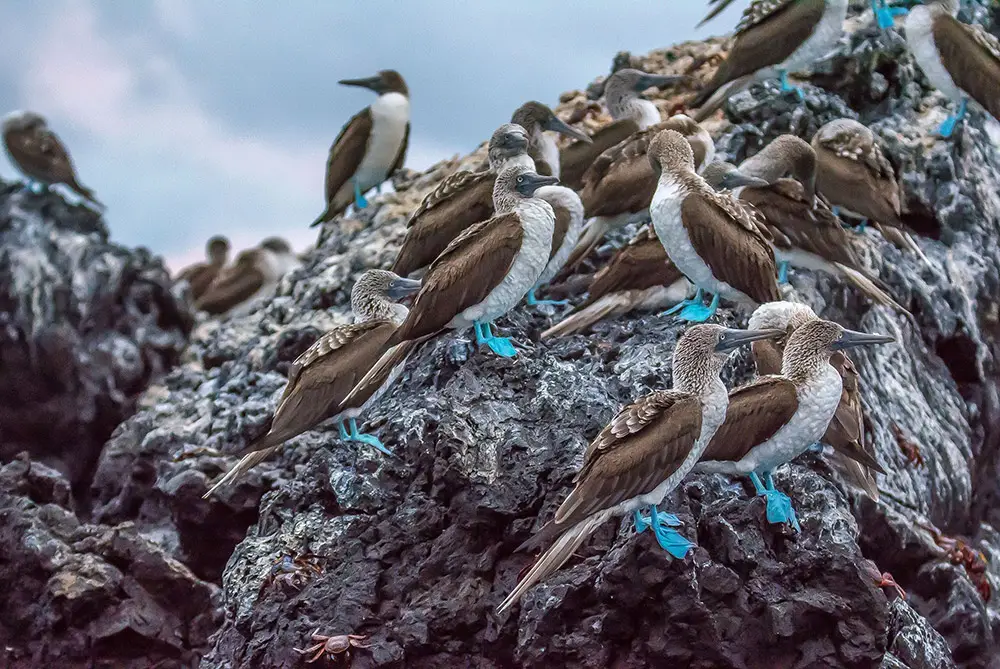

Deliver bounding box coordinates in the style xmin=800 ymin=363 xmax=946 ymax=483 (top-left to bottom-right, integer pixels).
xmin=339 ymin=418 xmax=393 ymax=456
xmin=938 ymin=99 xmax=967 ymax=139
xmin=778 ymin=261 xmax=790 ymax=284
xmin=856 ymin=220 xmax=868 ymax=234
xmin=872 ymin=0 xmax=908 ymax=29
xmin=662 ymin=288 xmax=703 ymax=317
xmin=832 ymin=206 xmax=841 ymax=217
xmin=474 ymin=321 xmax=517 ymax=358
xmin=353 ymin=179 xmax=369 ymax=209
xmin=634 ymin=507 xmax=693 ymax=559
xmin=751 ymin=472 xmax=801 ymax=532
xmin=807 ymin=442 xmax=824 ymax=454
xmin=526 ymin=288 xmax=569 ymax=307
xmin=677 ymin=293 xmax=720 ymax=323
xmin=779 ymin=71 xmax=804 ymax=101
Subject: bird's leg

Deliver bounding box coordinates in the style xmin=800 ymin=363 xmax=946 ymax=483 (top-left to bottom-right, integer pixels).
xmin=872 ymin=0 xmax=909 ymax=29
xmin=856 ymin=219 xmax=868 ymax=234
xmin=661 ymin=287 xmax=704 ymax=317
xmin=938 ymin=98 xmax=968 ymax=139
xmin=751 ymin=471 xmax=801 ymax=531
xmin=779 ymin=70 xmax=804 ymax=101
xmin=678 ymin=292 xmax=720 ymax=323
xmin=526 ymin=287 xmax=569 ymax=307
xmin=649 ymin=506 xmax=694 ymax=559
xmin=353 ymin=178 xmax=369 ymax=209
xmin=474 ymin=321 xmax=517 ymax=358
xmin=777 ymin=261 xmax=790 ymax=284
xmin=632 ymin=506 xmax=681 ymax=532
xmin=340 ymin=418 xmax=393 ymax=456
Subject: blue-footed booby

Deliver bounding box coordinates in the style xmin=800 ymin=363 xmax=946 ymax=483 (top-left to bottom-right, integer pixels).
xmin=691 ymin=0 xmax=849 ymax=120
xmin=526 ymin=184 xmax=585 ymax=306
xmin=2 ymin=111 xmax=104 ymax=209
xmin=386 ymin=165 xmax=558 ymax=358
xmin=698 ymin=0 xmax=905 ymax=32
xmin=510 ymin=101 xmax=591 ymax=179
xmin=698 ymin=319 xmax=894 ymax=529
xmin=811 ymin=119 xmax=928 ymax=261
xmin=496 ymin=324 xmax=784 ymax=615
xmin=558 ymin=69 xmax=686 ymax=191
xmin=175 ymin=236 xmax=231 ymax=301
xmin=562 ymin=114 xmax=715 ymax=275
xmin=649 ymin=129 xmax=779 ymax=322
xmin=701 ymin=137 xmax=907 ymax=312
xmin=310 ymin=70 xmax=410 ymax=227
xmin=391 ymin=124 xmax=532 ymax=278
xmin=195 ymin=237 xmax=301 ymax=317
xmin=541 ymin=227 xmax=689 ymax=338
xmin=748 ymin=302 xmax=885 ymax=501
xmin=202 ymin=270 xmax=421 ymax=497
xmin=904 ymin=0 xmax=1000 ymax=137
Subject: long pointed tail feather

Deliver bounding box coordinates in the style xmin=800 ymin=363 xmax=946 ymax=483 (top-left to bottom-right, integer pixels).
xmin=834 ymin=263 xmax=909 ymax=315
xmin=203 ymin=444 xmax=281 ymax=499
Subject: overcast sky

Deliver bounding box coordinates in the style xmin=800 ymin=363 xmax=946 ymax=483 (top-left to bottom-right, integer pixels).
xmin=0 ymin=0 xmax=744 ymax=271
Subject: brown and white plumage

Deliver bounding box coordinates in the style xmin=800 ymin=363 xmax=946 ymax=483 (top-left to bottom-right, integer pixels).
xmin=2 ymin=111 xmax=104 ymax=208
xmin=510 ymin=101 xmax=592 ymax=179
xmin=497 ymin=324 xmax=784 ymax=615
xmin=195 ymin=238 xmax=300 ymax=316
xmin=175 ymin=236 xmax=231 ymax=301
xmin=202 ymin=270 xmax=421 ymax=497
xmin=310 ymin=70 xmax=410 ymax=227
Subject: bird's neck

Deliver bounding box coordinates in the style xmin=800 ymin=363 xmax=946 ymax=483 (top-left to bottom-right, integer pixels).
xmin=489 ymin=152 xmax=533 ymax=172
xmin=611 ymin=96 xmax=660 ymax=129
xmin=353 ymin=295 xmax=408 ymax=325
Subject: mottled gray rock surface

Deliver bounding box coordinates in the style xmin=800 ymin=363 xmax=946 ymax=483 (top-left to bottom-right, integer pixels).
xmin=8 ymin=3 xmax=1000 ymax=668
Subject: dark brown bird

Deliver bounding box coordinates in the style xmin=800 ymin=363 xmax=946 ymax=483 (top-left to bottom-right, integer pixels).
xmin=175 ymin=236 xmax=231 ymax=301
xmin=2 ymin=111 xmax=104 ymax=208
xmin=195 ymin=238 xmax=300 ymax=317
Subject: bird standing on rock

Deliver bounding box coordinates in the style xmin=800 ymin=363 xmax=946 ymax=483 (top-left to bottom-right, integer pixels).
xmin=2 ymin=110 xmax=105 ymax=209
xmin=386 ymin=164 xmax=558 ymax=358
xmin=195 ymin=238 xmax=301 ymax=317
xmin=697 ymin=319 xmax=894 ymax=530
xmin=202 ymin=269 xmax=421 ymax=498
xmin=311 ymin=70 xmax=410 ymax=227
xmin=175 ymin=236 xmax=231 ymax=302
xmin=510 ymin=101 xmax=592 ymax=179
xmin=496 ymin=324 xmax=784 ymax=615
xmin=649 ymin=129 xmax=779 ymax=322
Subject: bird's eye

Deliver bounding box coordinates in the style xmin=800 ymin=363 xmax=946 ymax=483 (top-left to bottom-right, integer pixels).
xmin=517 ymin=176 xmax=524 ymax=183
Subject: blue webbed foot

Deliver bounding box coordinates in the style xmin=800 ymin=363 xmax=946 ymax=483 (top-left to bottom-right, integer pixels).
xmin=856 ymin=219 xmax=868 ymax=234
xmin=339 ymin=418 xmax=393 ymax=456
xmin=353 ymin=179 xmax=369 ymax=209
xmin=751 ymin=472 xmax=801 ymax=532
xmin=872 ymin=0 xmax=908 ymax=29
xmin=474 ymin=321 xmax=517 ymax=358
xmin=675 ymin=293 xmax=720 ymax=323
xmin=778 ymin=71 xmax=804 ymax=101
xmin=526 ymin=288 xmax=569 ymax=307
xmin=777 ymin=261 xmax=790 ymax=284
xmin=662 ymin=288 xmax=704 ymax=318
xmin=634 ymin=507 xmax=694 ymax=559
xmin=939 ymin=99 xmax=968 ymax=139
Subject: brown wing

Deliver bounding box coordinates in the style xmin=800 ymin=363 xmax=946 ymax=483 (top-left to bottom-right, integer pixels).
xmin=682 ymin=191 xmax=779 ymax=304
xmin=559 ymin=120 xmax=640 ymax=191
xmin=194 ymin=259 xmax=265 ymax=315
xmin=580 ymin=227 xmax=684 ymax=307
xmin=692 ymin=0 xmax=825 ymax=106
xmin=316 ymin=108 xmax=372 ymax=220
xmin=392 ymin=213 xmax=523 ymax=341
xmin=933 ymin=15 xmax=1000 ymax=122
xmin=702 ymin=377 xmax=799 ymax=461
xmin=553 ymin=391 xmax=703 ymax=528
xmin=813 ymin=135 xmax=902 ymax=227
xmin=742 ymin=181 xmax=862 ymax=268
xmin=529 ymin=144 xmax=555 ymax=177
xmin=391 ymin=171 xmax=496 ymax=276
xmin=389 ymin=122 xmax=410 ymax=176
xmin=822 ymin=351 xmax=883 ymax=474
xmin=579 ymin=125 xmax=659 ymax=217
xmin=176 ymin=263 xmax=221 ymax=301
xmin=4 ymin=126 xmax=79 ymax=185
xmin=548 ymin=203 xmax=572 ymax=261
xmin=340 ymin=335 xmax=424 ymax=411
xmin=751 ymin=337 xmax=785 ymax=377
xmin=249 ymin=321 xmax=397 ymax=452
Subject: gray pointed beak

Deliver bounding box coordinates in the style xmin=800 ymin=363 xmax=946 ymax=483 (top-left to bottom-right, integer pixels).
xmin=715 ymin=328 xmax=785 ymax=352
xmin=545 ymin=116 xmax=591 ymax=144
xmin=722 ymin=171 xmax=770 ymax=190
xmin=515 ymin=173 xmax=560 ymax=196
xmin=831 ymin=329 xmax=895 ymax=350
xmin=339 ymin=75 xmax=382 ymax=92
xmin=386 ymin=277 xmax=421 ymax=300
xmin=637 ymin=73 xmax=687 ymax=91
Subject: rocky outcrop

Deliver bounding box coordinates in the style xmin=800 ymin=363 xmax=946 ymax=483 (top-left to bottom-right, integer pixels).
xmin=7 ymin=2 xmax=1000 ymax=667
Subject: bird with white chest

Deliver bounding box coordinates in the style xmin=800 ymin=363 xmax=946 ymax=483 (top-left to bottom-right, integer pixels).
xmin=697 ymin=319 xmax=895 ymax=530
xmin=509 ymin=101 xmax=592 ymax=180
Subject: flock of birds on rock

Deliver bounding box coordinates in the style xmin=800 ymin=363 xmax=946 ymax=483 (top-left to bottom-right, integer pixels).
xmin=2 ymin=0 xmax=998 ymax=619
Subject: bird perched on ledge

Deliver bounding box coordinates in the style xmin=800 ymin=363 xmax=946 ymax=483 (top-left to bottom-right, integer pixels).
xmin=496 ymin=324 xmax=783 ymax=615
xmin=174 ymin=236 xmax=231 ymax=302
xmin=311 ymin=70 xmax=410 ymax=227
xmin=202 ymin=270 xmax=421 ymax=498
xmin=195 ymin=238 xmax=300 ymax=317
xmin=2 ymin=110 xmax=104 ymax=209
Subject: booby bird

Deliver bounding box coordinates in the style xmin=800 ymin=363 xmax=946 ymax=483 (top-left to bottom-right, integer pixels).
xmin=697 ymin=0 xmax=904 ymax=32
xmin=310 ymin=70 xmax=410 ymax=227
xmin=698 ymin=319 xmax=894 ymax=529
xmin=562 ymin=114 xmax=715 ymax=275
xmin=541 ymin=227 xmax=689 ymax=338
xmin=747 ymin=302 xmax=885 ymax=501
xmin=175 ymin=236 xmax=231 ymax=301
xmin=904 ymin=0 xmax=1000 ymax=137
xmin=811 ymin=119 xmax=927 ymax=260
xmin=2 ymin=111 xmax=104 ymax=208
xmin=690 ymin=0 xmax=849 ymax=119
xmin=649 ymin=129 xmax=779 ymax=322
xmin=701 ymin=137 xmax=907 ymax=312
xmin=496 ymin=324 xmax=784 ymax=615
xmin=195 ymin=237 xmax=301 ymax=316
xmin=557 ymin=69 xmax=686 ymax=191
xmin=390 ymin=124 xmax=533 ymax=278
xmin=386 ymin=164 xmax=558 ymax=358
xmin=202 ymin=270 xmax=421 ymax=497
xmin=510 ymin=101 xmax=592 ymax=179
xmin=526 ymin=183 xmax=585 ymax=306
